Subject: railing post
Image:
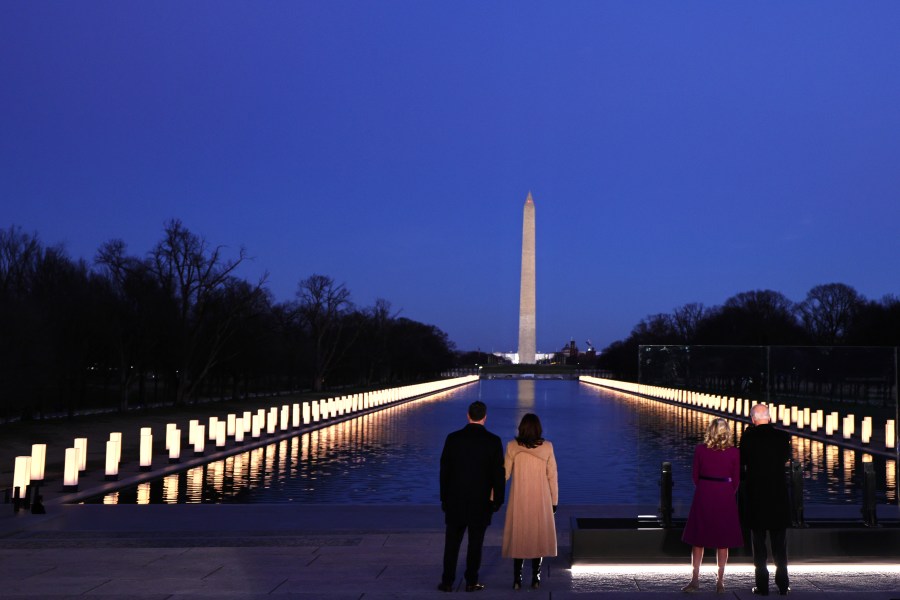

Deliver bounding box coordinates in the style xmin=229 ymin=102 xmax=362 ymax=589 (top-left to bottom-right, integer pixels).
xmin=659 ymin=461 xmax=673 ymax=528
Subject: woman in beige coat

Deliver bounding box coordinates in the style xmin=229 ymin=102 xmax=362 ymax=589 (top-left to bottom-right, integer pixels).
xmin=502 ymin=413 xmax=559 ymax=590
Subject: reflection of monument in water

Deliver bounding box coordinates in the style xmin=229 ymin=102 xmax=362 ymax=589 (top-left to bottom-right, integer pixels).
xmin=517 ymin=379 xmax=535 ymax=409
xmin=517 ymin=192 xmax=536 ymax=364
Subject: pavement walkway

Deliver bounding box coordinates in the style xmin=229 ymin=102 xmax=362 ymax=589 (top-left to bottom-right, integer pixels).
xmin=1 ymin=504 xmax=899 ymax=599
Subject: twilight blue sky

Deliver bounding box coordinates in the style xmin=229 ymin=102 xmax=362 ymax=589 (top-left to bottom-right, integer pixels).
xmin=2 ymin=2 xmax=899 ymax=353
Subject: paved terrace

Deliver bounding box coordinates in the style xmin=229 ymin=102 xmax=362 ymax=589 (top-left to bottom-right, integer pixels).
xmin=1 ymin=503 xmax=900 ymax=599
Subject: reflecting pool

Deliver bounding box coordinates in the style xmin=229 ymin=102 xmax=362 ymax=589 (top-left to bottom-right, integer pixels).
xmin=92 ymin=380 xmax=897 ymax=505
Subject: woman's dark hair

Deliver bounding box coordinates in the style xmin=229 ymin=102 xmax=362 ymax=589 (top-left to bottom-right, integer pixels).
xmin=515 ymin=413 xmax=544 ymax=448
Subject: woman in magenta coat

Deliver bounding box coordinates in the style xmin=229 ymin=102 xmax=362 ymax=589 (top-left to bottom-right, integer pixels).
xmin=681 ymin=417 xmax=743 ymax=594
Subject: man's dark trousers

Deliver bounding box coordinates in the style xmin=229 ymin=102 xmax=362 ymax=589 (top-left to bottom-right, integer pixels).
xmin=442 ymin=523 xmax=487 ymax=587
xmin=751 ymin=527 xmax=788 ymax=592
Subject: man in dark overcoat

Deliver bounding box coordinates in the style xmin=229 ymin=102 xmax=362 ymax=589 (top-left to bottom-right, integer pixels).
xmin=740 ymin=404 xmax=793 ymax=596
xmin=438 ymin=400 xmax=505 ymax=592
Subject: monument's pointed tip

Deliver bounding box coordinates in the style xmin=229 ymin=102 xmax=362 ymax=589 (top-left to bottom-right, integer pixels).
xmin=526 ymin=191 xmax=534 ymax=204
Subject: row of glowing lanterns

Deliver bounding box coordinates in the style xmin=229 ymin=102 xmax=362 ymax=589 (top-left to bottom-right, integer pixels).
xmin=580 ymin=376 xmax=897 ymax=450
xmin=10 ymin=375 xmax=479 ymax=500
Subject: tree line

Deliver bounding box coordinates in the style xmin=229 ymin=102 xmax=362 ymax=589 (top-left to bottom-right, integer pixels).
xmin=597 ymin=285 xmax=900 ymax=382
xmin=0 ymin=222 xmax=457 ymax=420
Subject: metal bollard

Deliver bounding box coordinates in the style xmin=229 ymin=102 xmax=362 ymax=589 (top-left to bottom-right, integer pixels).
xmin=659 ymin=461 xmax=674 ymax=528
xmin=861 ymin=462 xmax=878 ymax=527
xmin=789 ymin=459 xmax=804 ymax=527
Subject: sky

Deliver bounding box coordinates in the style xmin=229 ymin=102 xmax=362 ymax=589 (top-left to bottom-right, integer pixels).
xmin=2 ymin=2 xmax=899 ymax=354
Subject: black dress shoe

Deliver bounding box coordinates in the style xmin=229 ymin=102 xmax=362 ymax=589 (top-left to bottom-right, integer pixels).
xmin=778 ymin=587 xmax=791 ymax=595
xmin=437 ymin=582 xmax=453 ymax=592
xmin=752 ymin=587 xmax=769 ymax=596
xmin=465 ymin=583 xmax=485 ymax=592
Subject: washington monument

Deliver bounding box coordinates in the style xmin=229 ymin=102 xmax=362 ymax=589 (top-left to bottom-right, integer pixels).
xmin=517 ymin=192 xmax=536 ymax=364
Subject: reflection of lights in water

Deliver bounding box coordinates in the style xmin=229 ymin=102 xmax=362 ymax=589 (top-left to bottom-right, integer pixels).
xmin=826 ymin=444 xmax=838 ymax=473
xmin=137 ymin=482 xmax=151 ymax=505
xmin=249 ymin=447 xmax=261 ymax=482
xmin=810 ymin=440 xmax=822 ymax=479
xmin=163 ymin=473 xmax=178 ymax=503
xmin=843 ymin=449 xmax=855 ymax=496
xmin=233 ymin=454 xmax=244 ymax=488
xmin=224 ymin=455 xmax=235 ymax=490
xmin=278 ymin=440 xmax=288 ymax=474
xmin=264 ymin=443 xmax=275 ymax=487
xmin=210 ymin=460 xmax=224 ymax=489
xmin=103 ymin=492 xmax=119 ymax=505
xmin=187 ymin=466 xmax=203 ymax=502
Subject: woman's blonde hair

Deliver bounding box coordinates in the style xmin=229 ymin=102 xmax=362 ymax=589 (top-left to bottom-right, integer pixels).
xmin=704 ymin=418 xmax=733 ymax=450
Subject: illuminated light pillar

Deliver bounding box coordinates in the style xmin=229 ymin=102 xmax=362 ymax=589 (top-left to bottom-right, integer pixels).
xmin=516 ymin=192 xmax=536 ymax=364
xmin=63 ymin=448 xmax=79 ymax=491
xmin=251 ymin=414 xmax=261 ymax=439
xmin=243 ymin=411 xmax=253 ymax=433
xmin=74 ymin=438 xmax=88 ymax=471
xmin=781 ymin=409 xmax=791 ymax=427
xmin=280 ymin=405 xmax=289 ymax=431
xmin=267 ymin=408 xmax=278 ymax=434
xmin=886 ymin=420 xmax=896 ymax=449
xmin=303 ymin=402 xmax=311 ymax=425
xmin=140 ymin=427 xmax=153 ymax=471
xmin=216 ymin=421 xmax=227 ymax=447
xmin=30 ymin=443 xmax=46 ymax=482
xmin=842 ymin=416 xmax=853 ymax=440
xmin=165 ymin=423 xmax=177 ymax=450
xmin=105 ymin=439 xmax=120 ymax=480
xmin=861 ymin=417 xmax=872 ymax=445
xmin=13 ymin=456 xmax=32 ymax=499
xmin=208 ymin=417 xmax=219 ymax=441
xmin=312 ymin=402 xmax=320 ymax=422
xmin=227 ymin=414 xmax=236 ymax=437
xmin=235 ymin=418 xmax=244 ymax=444
xmin=194 ymin=425 xmax=206 ymax=455
xmin=166 ymin=425 xmax=179 ymax=454
xmin=168 ymin=428 xmax=181 ymax=463
xmin=188 ymin=420 xmax=198 ymax=447
xmin=292 ymin=403 xmax=300 ymax=428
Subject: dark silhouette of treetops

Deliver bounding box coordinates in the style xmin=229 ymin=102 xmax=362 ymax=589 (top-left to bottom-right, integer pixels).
xmin=0 ymin=222 xmax=457 ymax=420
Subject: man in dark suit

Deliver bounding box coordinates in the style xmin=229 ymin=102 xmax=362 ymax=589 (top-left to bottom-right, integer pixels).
xmin=740 ymin=404 xmax=793 ymax=596
xmin=438 ymin=400 xmax=505 ymax=592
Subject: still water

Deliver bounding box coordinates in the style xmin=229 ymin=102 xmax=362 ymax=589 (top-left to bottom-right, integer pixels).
xmin=92 ymin=380 xmax=897 ymax=506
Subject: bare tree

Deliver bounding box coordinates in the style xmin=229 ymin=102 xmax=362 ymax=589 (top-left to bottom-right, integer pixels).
xmin=672 ymin=302 xmax=706 ymax=343
xmin=296 ymin=274 xmax=354 ymax=391
xmin=149 ymin=219 xmax=265 ymax=404
xmin=0 ymin=225 xmax=41 ymax=295
xmin=798 ymin=283 xmax=864 ymax=344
